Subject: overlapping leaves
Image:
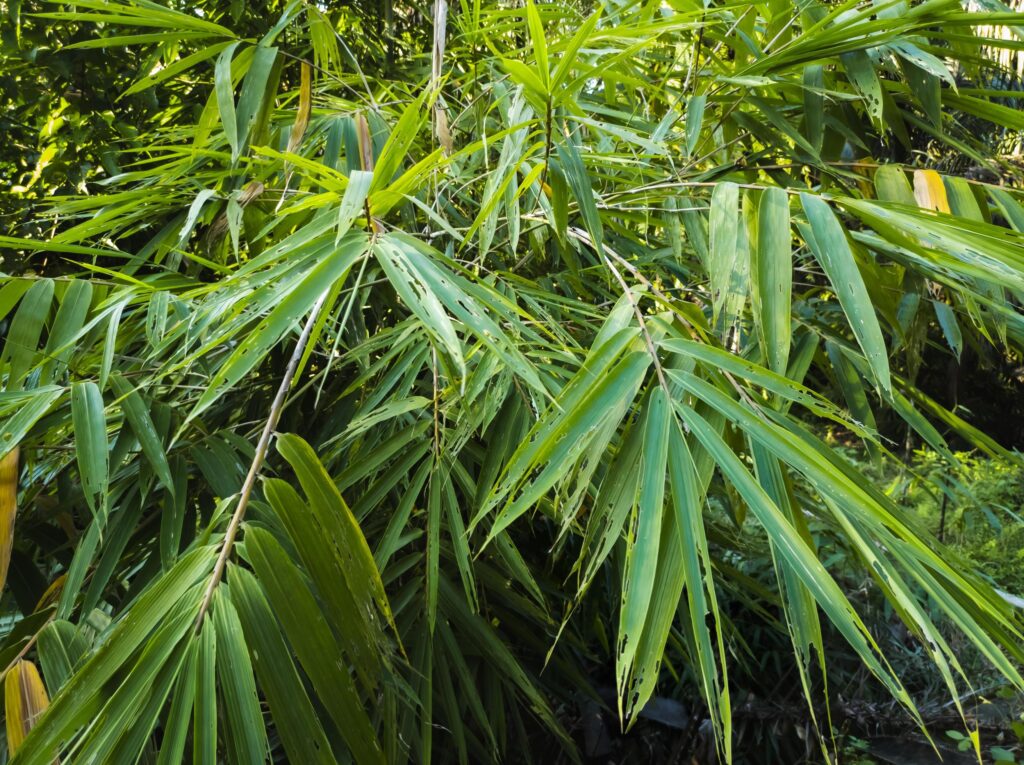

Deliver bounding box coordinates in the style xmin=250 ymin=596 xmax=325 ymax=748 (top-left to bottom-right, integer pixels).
xmin=2 ymin=0 xmax=1024 ymax=762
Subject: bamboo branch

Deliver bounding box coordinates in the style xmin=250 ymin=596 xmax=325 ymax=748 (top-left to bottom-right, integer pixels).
xmin=194 ymin=290 xmax=330 ymax=632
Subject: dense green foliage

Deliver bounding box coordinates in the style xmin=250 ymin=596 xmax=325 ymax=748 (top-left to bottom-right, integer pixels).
xmin=2 ymin=0 xmax=1024 ymax=761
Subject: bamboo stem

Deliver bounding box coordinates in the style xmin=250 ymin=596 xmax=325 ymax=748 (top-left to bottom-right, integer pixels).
xmin=194 ymin=290 xmax=329 ymax=632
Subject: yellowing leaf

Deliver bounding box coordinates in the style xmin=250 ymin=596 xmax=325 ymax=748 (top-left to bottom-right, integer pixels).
xmin=35 ymin=574 xmax=66 ymax=612
xmin=0 ymin=447 xmax=17 ymax=595
xmin=5 ymin=660 xmax=50 ymax=756
xmin=913 ymin=169 xmax=950 ymax=213
xmin=287 ymin=62 xmax=312 ymax=154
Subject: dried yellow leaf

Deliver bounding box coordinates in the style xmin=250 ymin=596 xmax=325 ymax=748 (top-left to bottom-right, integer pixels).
xmin=35 ymin=573 xmax=66 ymax=612
xmin=913 ymin=169 xmax=950 ymax=213
xmin=5 ymin=659 xmax=50 ymax=755
xmin=0 ymin=447 xmax=18 ymax=595
xmin=287 ymin=62 xmax=312 ymax=154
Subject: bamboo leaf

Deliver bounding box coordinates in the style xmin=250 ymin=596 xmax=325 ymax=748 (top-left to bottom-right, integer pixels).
xmin=801 ymin=194 xmax=891 ymax=394
xmin=12 ymin=547 xmax=216 ymax=765
xmin=555 ymin=137 xmax=603 ymax=254
xmin=337 ymin=169 xmax=373 ymax=243
xmin=525 ymin=0 xmax=549 ymax=88
xmin=111 ymin=373 xmax=175 ymax=495
xmin=0 ymin=448 xmax=17 ymax=596
xmin=229 ymin=566 xmax=337 ymax=765
xmin=752 ymin=187 xmax=792 ymax=375
xmin=5 ymin=661 xmax=49 ymax=756
xmin=933 ymin=300 xmax=963 ymax=360
xmin=215 ymin=42 xmax=242 ymax=160
xmin=708 ymin=181 xmax=741 ymax=331
xmin=262 ymin=478 xmax=382 ymax=689
xmin=913 ymin=169 xmax=951 ymax=213
xmin=0 ymin=389 xmax=65 ymax=460
xmin=194 ymin=616 xmax=217 ymax=765
xmin=1 ymin=279 xmax=53 ymax=392
xmin=244 ymin=526 xmax=384 ymax=764
xmin=40 ymin=280 xmax=92 ymax=384
xmin=213 ymin=590 xmax=269 ymax=765
xmin=71 ymin=382 xmax=108 ymax=519
xmin=275 ymin=433 xmax=397 ymax=643
xmin=236 ymin=44 xmax=279 ymax=152
xmin=685 ymin=94 xmax=706 ymax=156
xmin=617 ymin=387 xmax=670 ymax=714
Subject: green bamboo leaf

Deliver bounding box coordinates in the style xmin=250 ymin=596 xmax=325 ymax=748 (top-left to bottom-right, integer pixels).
xmin=438 ymin=577 xmax=573 ymax=750
xmin=228 ymin=566 xmax=336 ymax=765
xmin=0 ymin=387 xmax=64 ymax=459
xmin=841 ymin=50 xmax=883 ymax=124
xmin=245 ymin=526 xmax=384 ymax=764
xmin=658 ymin=339 xmax=856 ymax=430
xmin=576 ymin=405 xmax=645 ymax=595
xmin=213 ymin=590 xmax=269 ymax=765
xmin=668 ymin=418 xmax=730 ymax=756
xmin=376 ymin=234 xmax=543 ymax=393
xmin=371 ymin=90 xmax=430 ymax=193
xmin=194 ymin=616 xmax=217 ymax=765
xmin=262 ymin=477 xmax=384 ymax=688
xmin=825 ymin=340 xmax=879 ymax=453
xmin=110 ymin=373 xmax=175 ymax=495
xmin=36 ymin=621 xmax=89 ymax=697
xmin=122 ymin=41 xmax=234 ymax=97
xmin=70 ymin=382 xmax=108 ymax=519
xmin=214 ymin=42 xmax=242 ymax=160
xmin=800 ymin=193 xmax=891 ymax=394
xmin=336 ymin=169 xmax=374 ymax=243
xmin=157 ymin=643 xmax=198 ymax=765
xmin=64 ymin=30 xmax=215 ymax=49
xmin=990 ymin=188 xmax=1024 ymax=233
xmin=841 ymin=199 xmax=1024 ymax=292
xmin=752 ymin=187 xmax=792 ymax=375
xmin=426 ymin=470 xmax=441 ymax=633
xmin=932 ymin=300 xmax=963 ymax=361
xmin=708 ymin=181 xmax=740 ymax=330
xmin=550 ymin=7 xmax=601 ymax=91
xmin=235 ymin=44 xmax=278 ymax=152
xmin=685 ymin=94 xmax=706 ymax=156
xmin=616 ymin=387 xmax=670 ymax=714
xmin=104 ymin=639 xmax=190 ymax=764
xmin=802 ymin=65 xmax=824 ymax=152
xmin=0 ymin=280 xmax=32 ymax=324
xmin=676 ymin=401 xmax=919 ymax=718
xmin=750 ymin=443 xmax=827 ymax=745
xmin=441 ymin=469 xmax=477 ymax=611
xmin=275 ymin=434 xmax=398 ymax=641
xmin=675 ymin=370 xmax=1024 ymax=678
xmin=376 ymin=236 xmax=463 ymax=380
xmin=40 ymin=280 xmax=92 ymax=384
xmin=501 ymin=59 xmax=548 ymax=104
xmin=160 ymin=455 xmax=188 ymax=568
xmin=98 ymin=296 xmax=128 ymax=393
xmin=190 ymin=234 xmax=366 ymax=422
xmin=525 ymin=0 xmax=549 ymax=88
xmin=555 ymin=137 xmax=603 ymax=254
xmin=12 ymin=547 xmax=216 ymax=765
xmin=66 ymin=602 xmax=194 ymax=764
xmin=874 ymin=166 xmax=916 ymax=206
xmin=42 ymin=0 xmax=235 ymax=36
xmin=943 ymin=177 xmax=983 ymax=221
xmin=1 ymin=279 xmax=53 ymax=392
xmin=482 ymin=345 xmax=649 ymax=541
